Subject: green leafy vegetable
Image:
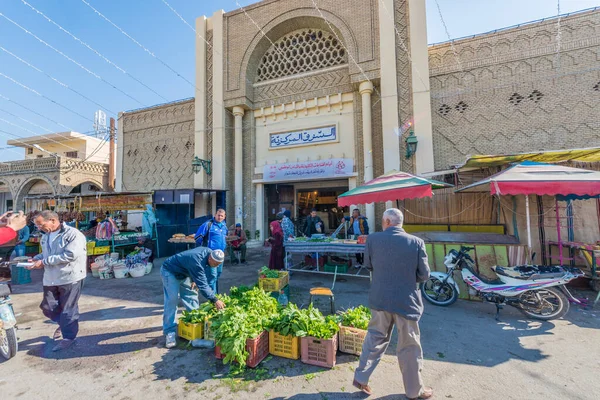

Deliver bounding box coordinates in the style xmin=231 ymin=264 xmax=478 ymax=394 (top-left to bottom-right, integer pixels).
xmin=258 ymin=266 xmax=280 ymax=279
xmin=339 ymin=306 xmax=371 ymax=330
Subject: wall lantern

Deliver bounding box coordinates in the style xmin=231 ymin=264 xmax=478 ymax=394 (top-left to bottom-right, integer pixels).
xmin=405 ymin=130 xmax=418 ymax=159
xmin=192 ymin=156 xmax=212 ymax=175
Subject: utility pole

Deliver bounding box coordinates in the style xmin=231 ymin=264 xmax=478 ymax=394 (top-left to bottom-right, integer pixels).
xmin=108 ymin=117 xmax=115 ymax=192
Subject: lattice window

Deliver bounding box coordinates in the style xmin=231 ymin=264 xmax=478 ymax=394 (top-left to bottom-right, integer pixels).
xmin=438 ymin=104 xmax=451 ymax=116
xmin=256 ymin=29 xmax=347 ymax=82
xmin=27 ymin=147 xmax=33 ymax=155
xmin=65 ymin=151 xmax=78 ymax=158
xmin=455 ymin=101 xmax=468 ymax=113
xmin=185 ymin=141 xmax=192 ymax=150
xmin=509 ymin=93 xmax=524 ymax=105
xmin=594 ymin=81 xmax=600 ymax=91
xmin=528 ymin=90 xmax=544 ymax=103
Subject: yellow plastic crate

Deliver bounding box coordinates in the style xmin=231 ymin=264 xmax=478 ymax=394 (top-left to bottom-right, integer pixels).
xmin=93 ymin=246 xmax=111 ymax=255
xmin=259 ymin=271 xmax=289 ymax=292
xmin=204 ymin=318 xmax=215 ymax=341
xmin=269 ymin=330 xmax=300 ymax=360
xmin=338 ymin=325 xmax=367 ymax=356
xmin=178 ymin=320 xmax=204 ymax=341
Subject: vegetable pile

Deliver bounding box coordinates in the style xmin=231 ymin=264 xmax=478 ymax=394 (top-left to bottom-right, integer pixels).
xmin=268 ymin=304 xmax=339 ymax=339
xmin=339 ymin=305 xmax=371 ymax=330
xmin=258 ymin=266 xmax=280 ymax=279
xmin=210 ymin=287 xmax=278 ymax=366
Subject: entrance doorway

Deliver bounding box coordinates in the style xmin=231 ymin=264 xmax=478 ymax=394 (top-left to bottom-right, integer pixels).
xmin=296 ymin=188 xmax=348 ymax=233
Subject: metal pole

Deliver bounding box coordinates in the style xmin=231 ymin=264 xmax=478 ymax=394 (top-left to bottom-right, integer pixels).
xmin=525 ymin=195 xmax=532 ymax=255
xmin=108 ymin=118 xmax=115 ymax=192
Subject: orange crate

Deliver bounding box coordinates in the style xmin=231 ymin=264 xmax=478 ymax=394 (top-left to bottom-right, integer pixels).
xmin=269 ymin=330 xmax=300 ymax=360
xmin=338 ymin=325 xmax=367 ymax=356
xmin=258 ymin=271 xmax=289 ymax=292
xmin=301 ymin=335 xmax=338 ymax=368
xmin=215 ymin=330 xmax=270 ymax=368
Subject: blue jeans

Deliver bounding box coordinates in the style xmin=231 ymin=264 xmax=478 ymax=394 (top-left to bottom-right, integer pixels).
xmin=205 ymin=264 xmax=222 ymax=294
xmin=161 ymin=265 xmax=200 ymax=335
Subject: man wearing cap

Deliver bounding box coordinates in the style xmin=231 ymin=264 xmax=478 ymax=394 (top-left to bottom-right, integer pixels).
xmin=227 ymin=223 xmax=247 ymax=264
xmin=160 ymin=247 xmax=226 ymax=348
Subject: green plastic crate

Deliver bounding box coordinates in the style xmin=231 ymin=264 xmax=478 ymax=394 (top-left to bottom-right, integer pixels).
xmin=324 ymin=264 xmax=348 ymax=273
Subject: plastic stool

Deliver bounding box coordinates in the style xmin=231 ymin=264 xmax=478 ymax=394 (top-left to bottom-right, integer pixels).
xmin=309 ymin=287 xmax=335 ymax=314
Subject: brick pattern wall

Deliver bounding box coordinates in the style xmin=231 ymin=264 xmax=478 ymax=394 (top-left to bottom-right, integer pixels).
xmin=121 ymin=99 xmax=195 ymax=191
xmin=429 ymin=9 xmax=600 ymax=170
xmin=395 ymin=0 xmax=415 ymax=174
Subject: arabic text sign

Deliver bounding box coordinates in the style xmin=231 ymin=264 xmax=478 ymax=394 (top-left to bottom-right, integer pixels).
xmin=264 ymin=158 xmax=354 ymax=182
xmin=270 ymin=125 xmax=337 ymax=149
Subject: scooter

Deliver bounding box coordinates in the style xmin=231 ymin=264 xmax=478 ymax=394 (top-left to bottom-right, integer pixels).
xmin=0 ymin=259 xmax=18 ymax=359
xmin=421 ymin=246 xmax=584 ymax=320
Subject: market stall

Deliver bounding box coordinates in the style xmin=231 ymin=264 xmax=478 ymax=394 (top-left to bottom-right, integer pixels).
xmin=457 ymin=161 xmax=600 ymax=290
xmin=285 ymin=171 xmax=452 ymax=278
xmin=25 ymin=192 xmax=159 ymax=261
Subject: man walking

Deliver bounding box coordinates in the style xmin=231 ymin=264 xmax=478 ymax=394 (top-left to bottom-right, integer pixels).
xmin=346 ymin=208 xmax=369 ymax=265
xmin=28 ymin=211 xmax=87 ymax=352
xmin=160 ymin=247 xmax=225 ymax=348
xmin=194 ymin=208 xmax=228 ymax=293
xmin=353 ymin=208 xmax=433 ymax=399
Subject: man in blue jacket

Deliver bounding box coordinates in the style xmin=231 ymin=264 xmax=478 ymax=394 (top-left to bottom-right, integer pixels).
xmin=194 ymin=208 xmax=228 ymax=293
xmin=160 ymin=247 xmax=225 ymax=348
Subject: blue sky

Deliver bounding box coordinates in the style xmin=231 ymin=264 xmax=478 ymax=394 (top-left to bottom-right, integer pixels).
xmin=1 ymin=0 xmax=599 ymax=162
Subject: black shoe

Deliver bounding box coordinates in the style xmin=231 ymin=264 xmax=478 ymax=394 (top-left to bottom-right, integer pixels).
xmin=241 ymin=260 xmax=246 ymax=264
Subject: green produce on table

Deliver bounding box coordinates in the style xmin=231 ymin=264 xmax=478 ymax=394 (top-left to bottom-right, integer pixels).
xmin=339 ymin=305 xmax=371 ymax=330
xmin=258 ymin=266 xmax=280 ymax=279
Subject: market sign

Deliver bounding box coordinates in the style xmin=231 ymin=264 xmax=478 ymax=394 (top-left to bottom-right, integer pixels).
xmin=270 ymin=125 xmax=337 ymax=149
xmin=264 ymin=158 xmax=354 ymax=182
xmin=78 ymin=193 xmax=153 ymax=212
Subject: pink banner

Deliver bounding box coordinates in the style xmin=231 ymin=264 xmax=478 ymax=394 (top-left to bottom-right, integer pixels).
xmin=263 ymin=158 xmax=354 ymax=182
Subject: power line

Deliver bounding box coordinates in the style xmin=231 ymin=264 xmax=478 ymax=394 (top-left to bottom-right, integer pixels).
xmin=0 ymin=105 xmax=53 ymax=133
xmin=0 ymin=12 xmax=144 ymax=106
xmin=0 ymin=92 xmax=72 ymax=131
xmin=0 ymin=71 xmax=94 ymax=123
xmin=0 ymin=117 xmax=80 ymax=153
xmin=0 ymin=45 xmax=116 ymax=115
xmin=20 ymin=0 xmax=168 ymax=103
xmin=434 ymin=0 xmax=464 ymax=73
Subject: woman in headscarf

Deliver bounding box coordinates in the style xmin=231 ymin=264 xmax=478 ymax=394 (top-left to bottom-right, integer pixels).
xmin=267 ymin=219 xmax=285 ymax=270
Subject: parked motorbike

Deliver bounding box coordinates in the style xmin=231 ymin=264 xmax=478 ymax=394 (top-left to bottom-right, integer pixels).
xmin=421 ymin=246 xmax=584 ymax=320
xmin=0 ymin=259 xmax=18 ymax=360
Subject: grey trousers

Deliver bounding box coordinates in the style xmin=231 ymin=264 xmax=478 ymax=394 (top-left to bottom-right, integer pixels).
xmin=354 ymin=309 xmax=424 ymax=399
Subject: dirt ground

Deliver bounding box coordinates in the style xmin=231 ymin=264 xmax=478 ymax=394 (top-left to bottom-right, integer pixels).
xmin=1 ymin=246 xmax=599 ymax=400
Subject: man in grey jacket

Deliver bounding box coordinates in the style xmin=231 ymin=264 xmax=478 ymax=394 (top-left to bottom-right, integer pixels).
xmin=353 ymin=208 xmax=433 ymax=400
xmin=28 ymin=211 xmax=87 ymax=352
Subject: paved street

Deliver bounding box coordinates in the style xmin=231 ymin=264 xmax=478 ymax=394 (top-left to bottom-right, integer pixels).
xmin=1 ymin=248 xmax=599 ymax=400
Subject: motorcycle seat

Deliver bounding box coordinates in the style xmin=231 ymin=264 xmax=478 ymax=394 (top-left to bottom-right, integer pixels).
xmin=494 ymin=265 xmax=566 ymax=280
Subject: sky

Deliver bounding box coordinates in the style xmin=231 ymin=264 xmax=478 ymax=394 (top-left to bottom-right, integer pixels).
xmin=0 ymin=0 xmax=599 ymax=162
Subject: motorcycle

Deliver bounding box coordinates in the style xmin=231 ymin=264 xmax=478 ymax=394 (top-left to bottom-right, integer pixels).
xmin=421 ymin=246 xmax=584 ymax=320
xmin=0 ymin=259 xmax=18 ymax=360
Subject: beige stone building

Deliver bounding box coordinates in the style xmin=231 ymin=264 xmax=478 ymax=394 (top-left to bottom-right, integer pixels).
xmin=116 ymin=1 xmax=599 ymax=244
xmin=1 ymin=131 xmax=111 ymax=211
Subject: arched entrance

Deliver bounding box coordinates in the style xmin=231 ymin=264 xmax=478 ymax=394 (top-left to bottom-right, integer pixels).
xmin=15 ymin=177 xmax=56 ymax=211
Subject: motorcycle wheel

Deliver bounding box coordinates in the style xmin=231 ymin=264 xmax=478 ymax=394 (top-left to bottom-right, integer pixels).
xmin=421 ymin=278 xmax=458 ymax=306
xmin=518 ymin=287 xmax=569 ymax=321
xmin=0 ymin=327 xmax=18 ymax=360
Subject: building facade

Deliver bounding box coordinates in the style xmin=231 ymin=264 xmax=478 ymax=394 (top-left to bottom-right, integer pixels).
xmin=429 ymin=7 xmax=600 ymax=170
xmin=2 ymin=132 xmax=111 ymax=211
xmin=116 ymin=2 xmax=600 ymax=243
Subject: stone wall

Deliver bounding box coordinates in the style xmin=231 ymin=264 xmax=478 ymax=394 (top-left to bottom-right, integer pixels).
xmin=429 ymin=8 xmax=600 ymax=170
xmin=120 ymin=99 xmax=195 ymax=191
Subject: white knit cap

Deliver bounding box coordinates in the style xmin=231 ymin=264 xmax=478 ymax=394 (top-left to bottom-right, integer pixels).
xmin=210 ymin=249 xmax=225 ymax=264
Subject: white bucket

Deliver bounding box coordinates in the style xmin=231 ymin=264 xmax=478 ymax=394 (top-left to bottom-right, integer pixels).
xmin=91 ymin=263 xmax=101 ymax=278
xmin=113 ymin=265 xmax=128 ymax=279
xmin=129 ymin=264 xmax=146 ymax=278
xmin=144 ymin=262 xmax=153 ymax=275
xmin=98 ymin=267 xmax=113 ymax=279
xmin=110 ymin=252 xmax=120 ymax=261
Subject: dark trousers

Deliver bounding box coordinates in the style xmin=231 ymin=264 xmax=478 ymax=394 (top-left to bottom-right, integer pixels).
xmin=40 ymin=279 xmax=84 ymax=340
xmin=356 ymin=253 xmax=364 ymax=265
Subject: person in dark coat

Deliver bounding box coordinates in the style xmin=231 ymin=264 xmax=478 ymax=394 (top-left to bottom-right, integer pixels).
xmin=302 ymin=208 xmax=325 ymax=237
xmin=267 ymin=220 xmax=285 ymax=270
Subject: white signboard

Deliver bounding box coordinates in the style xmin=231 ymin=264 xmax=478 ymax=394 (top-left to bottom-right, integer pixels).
xmin=264 ymin=158 xmax=354 ymax=182
xmin=270 ymin=125 xmax=337 ymax=149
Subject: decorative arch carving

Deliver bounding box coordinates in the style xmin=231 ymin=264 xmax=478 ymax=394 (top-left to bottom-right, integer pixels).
xmin=15 ymin=175 xmax=56 ymax=209
xmin=239 ymin=11 xmax=359 ymax=95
